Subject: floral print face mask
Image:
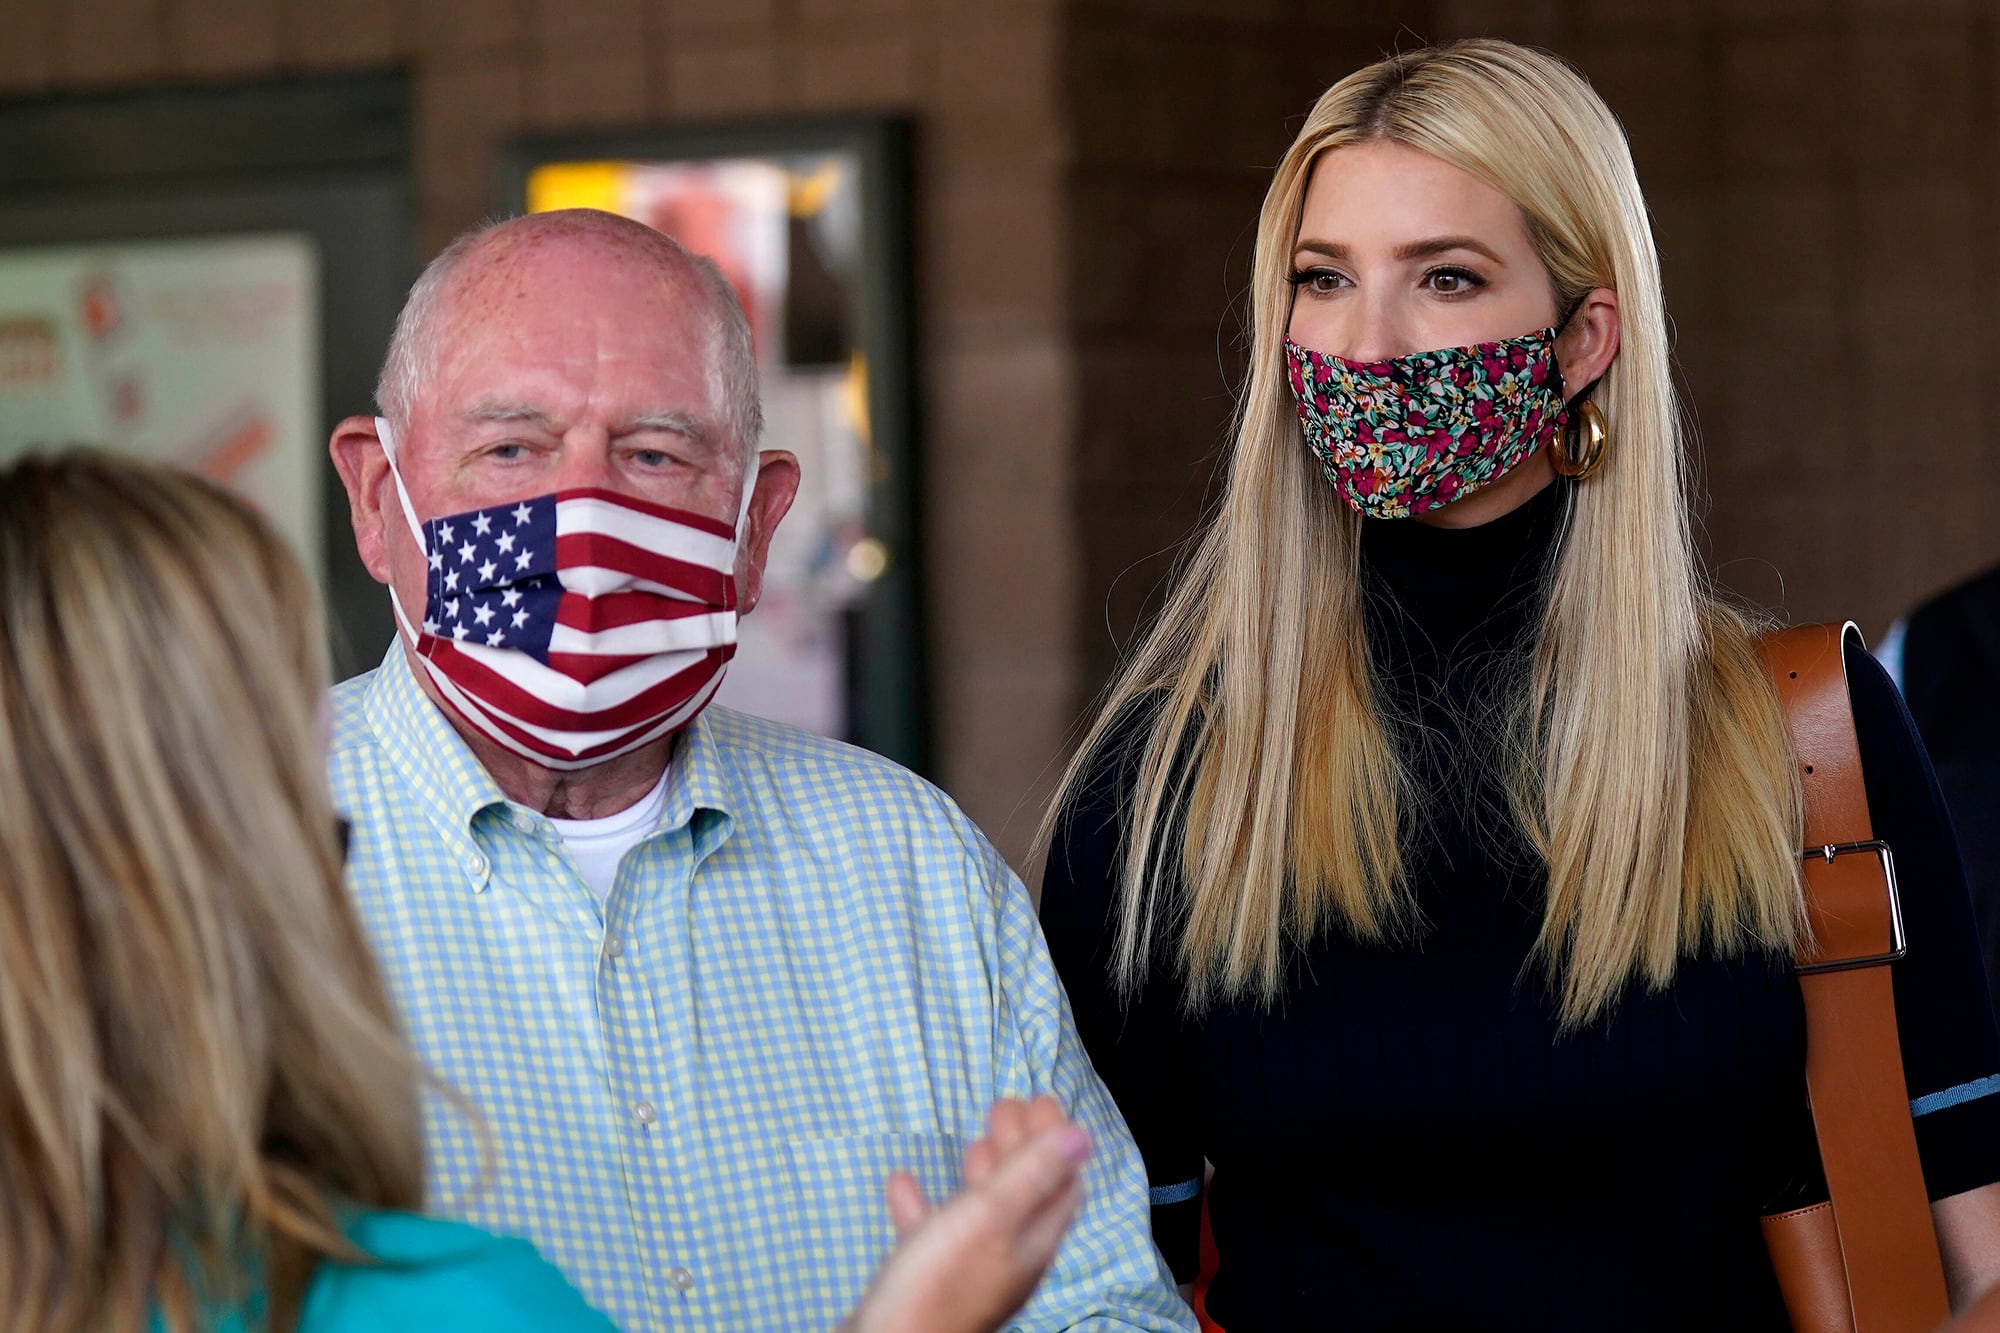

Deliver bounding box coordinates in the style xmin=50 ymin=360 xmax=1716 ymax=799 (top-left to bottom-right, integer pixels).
xmin=1283 ymin=306 xmax=1582 ymax=520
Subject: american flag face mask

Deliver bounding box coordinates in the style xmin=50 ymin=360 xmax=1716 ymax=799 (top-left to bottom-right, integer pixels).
xmin=375 ymin=417 xmax=747 ymax=770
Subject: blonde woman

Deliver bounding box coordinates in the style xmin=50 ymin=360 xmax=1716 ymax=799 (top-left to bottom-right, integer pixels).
xmin=0 ymin=451 xmax=1087 ymax=1333
xmin=1038 ymin=39 xmax=2000 ymax=1330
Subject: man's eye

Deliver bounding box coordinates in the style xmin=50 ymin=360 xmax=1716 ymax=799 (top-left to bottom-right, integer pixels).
xmin=1425 ymin=267 xmax=1483 ymax=296
xmin=632 ymin=449 xmax=674 ymax=468
xmin=487 ymin=442 xmax=529 ymax=461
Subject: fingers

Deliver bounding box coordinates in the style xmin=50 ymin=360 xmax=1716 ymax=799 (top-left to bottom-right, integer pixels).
xmin=1021 ymin=1095 xmax=1069 ymax=1139
xmin=970 ymin=1095 xmax=1073 ymax=1191
xmin=856 ymin=1112 xmax=1091 ymax=1333
xmin=902 ymin=1098 xmax=1081 ymax=1241
xmin=962 ymin=1136 xmax=998 ymax=1187
xmin=1011 ymin=1175 xmax=1085 ymax=1265
xmin=884 ymin=1169 xmax=930 ymax=1238
xmin=986 ymin=1097 xmax=1028 ymax=1157
xmin=965 ymin=1124 xmax=1087 ymax=1294
xmin=983 ymin=1094 xmax=1068 ymax=1160
xmin=979 ymin=1120 xmax=1092 ymax=1234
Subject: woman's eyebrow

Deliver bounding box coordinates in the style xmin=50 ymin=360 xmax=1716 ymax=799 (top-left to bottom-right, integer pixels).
xmin=1393 ymin=236 xmax=1506 ymax=264
xmin=1291 ymin=236 xmax=1508 ymax=265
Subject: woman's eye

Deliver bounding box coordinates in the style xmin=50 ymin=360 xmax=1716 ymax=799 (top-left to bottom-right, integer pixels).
xmin=1425 ymin=267 xmax=1483 ymax=296
xmin=1289 ymin=267 xmax=1348 ymax=296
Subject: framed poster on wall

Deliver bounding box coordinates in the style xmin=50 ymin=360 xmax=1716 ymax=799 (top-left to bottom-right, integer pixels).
xmin=0 ymin=72 xmax=413 ymax=679
xmin=0 ymin=234 xmax=322 ymax=568
xmin=503 ymin=117 xmax=926 ymax=775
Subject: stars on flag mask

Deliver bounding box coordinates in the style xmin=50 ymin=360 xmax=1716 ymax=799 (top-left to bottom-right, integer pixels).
xmin=375 ymin=417 xmax=748 ymax=770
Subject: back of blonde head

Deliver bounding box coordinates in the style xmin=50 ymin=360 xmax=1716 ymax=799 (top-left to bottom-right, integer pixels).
xmin=1041 ymin=39 xmax=1804 ymax=1025
xmin=0 ymin=453 xmax=423 ymax=1333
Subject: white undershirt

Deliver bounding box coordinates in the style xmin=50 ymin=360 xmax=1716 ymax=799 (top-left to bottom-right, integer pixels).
xmin=545 ymin=768 xmax=670 ymax=907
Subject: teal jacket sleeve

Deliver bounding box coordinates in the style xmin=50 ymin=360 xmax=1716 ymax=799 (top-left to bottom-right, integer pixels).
xmin=308 ymin=1214 xmax=620 ymax=1333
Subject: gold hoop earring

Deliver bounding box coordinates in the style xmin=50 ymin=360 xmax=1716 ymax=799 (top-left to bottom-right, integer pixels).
xmin=1551 ymin=399 xmax=1609 ymax=480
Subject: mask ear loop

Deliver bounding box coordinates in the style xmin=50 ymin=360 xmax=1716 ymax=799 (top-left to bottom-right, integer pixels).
xmin=374 ymin=416 xmax=439 ymax=653
xmin=1553 ymin=290 xmax=1591 ymax=335
xmin=375 ymin=417 xmax=430 ymax=555
xmin=725 ymin=453 xmax=762 ymax=614
xmin=1549 ymin=291 xmax=1605 ymax=410
xmin=1545 ymin=294 xmax=1612 ymax=480
xmin=732 ymin=453 xmax=759 ymax=542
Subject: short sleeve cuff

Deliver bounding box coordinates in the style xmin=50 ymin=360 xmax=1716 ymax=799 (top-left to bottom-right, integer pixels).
xmin=1915 ymin=1075 xmax=2000 ymax=1201
xmin=1149 ymin=1178 xmax=1203 ymax=1282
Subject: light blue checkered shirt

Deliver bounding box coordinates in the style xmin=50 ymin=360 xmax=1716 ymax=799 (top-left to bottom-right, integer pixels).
xmin=330 ymin=648 xmax=1193 ymax=1332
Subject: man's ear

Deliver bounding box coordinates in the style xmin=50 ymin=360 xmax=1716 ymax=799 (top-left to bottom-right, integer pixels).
xmin=330 ymin=415 xmax=395 ymax=584
xmin=735 ymin=449 xmax=801 ymax=616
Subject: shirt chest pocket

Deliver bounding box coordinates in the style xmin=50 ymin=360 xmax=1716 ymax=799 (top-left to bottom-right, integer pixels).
xmin=781 ymin=1131 xmax=964 ymax=1320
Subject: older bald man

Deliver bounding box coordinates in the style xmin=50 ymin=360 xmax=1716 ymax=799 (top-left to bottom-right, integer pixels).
xmin=326 ymin=211 xmax=1190 ymax=1333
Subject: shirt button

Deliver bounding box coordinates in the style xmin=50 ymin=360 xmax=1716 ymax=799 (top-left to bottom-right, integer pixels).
xmin=668 ymin=1266 xmax=695 ymax=1292
xmin=466 ymin=851 xmax=488 ymax=877
xmin=604 ymin=935 xmax=624 ymax=959
xmin=631 ymin=1100 xmax=656 ymax=1126
xmin=510 ymin=810 xmax=535 ymax=834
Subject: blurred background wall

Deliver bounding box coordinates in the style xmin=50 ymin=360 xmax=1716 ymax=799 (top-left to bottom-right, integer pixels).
xmin=3 ymin=0 xmax=1994 ymax=869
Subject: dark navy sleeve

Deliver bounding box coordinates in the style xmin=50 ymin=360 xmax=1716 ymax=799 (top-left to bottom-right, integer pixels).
xmin=1039 ymin=713 xmax=1206 ymax=1281
xmin=1848 ymin=641 xmax=2000 ymax=1201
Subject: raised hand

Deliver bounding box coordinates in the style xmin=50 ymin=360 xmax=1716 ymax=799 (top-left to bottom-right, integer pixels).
xmin=843 ymin=1097 xmax=1091 ymax=1333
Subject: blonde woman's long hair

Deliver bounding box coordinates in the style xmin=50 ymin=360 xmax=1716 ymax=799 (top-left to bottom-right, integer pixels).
xmin=1041 ymin=39 xmax=1804 ymax=1027
xmin=0 ymin=452 xmax=426 ymax=1332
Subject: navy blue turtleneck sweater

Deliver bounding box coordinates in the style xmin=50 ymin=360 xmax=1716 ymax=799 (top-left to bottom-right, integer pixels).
xmin=1040 ymin=480 xmax=2000 ymax=1331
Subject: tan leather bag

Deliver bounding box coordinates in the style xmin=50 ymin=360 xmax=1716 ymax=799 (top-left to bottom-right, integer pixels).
xmin=1756 ymin=623 xmax=1951 ymax=1333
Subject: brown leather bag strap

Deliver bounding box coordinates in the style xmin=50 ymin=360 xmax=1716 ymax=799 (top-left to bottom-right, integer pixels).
xmin=1758 ymin=622 xmax=1949 ymax=1331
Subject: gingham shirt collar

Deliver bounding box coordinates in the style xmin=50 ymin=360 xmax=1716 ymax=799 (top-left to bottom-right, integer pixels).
xmin=361 ymin=646 xmax=735 ymax=863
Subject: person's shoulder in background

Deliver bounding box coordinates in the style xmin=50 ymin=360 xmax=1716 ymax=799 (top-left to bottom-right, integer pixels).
xmin=1874 ymin=617 xmax=1909 ymax=690
xmin=303 ymin=1210 xmax=617 ymax=1333
xmin=1870 ymin=562 xmax=2000 ymax=699
xmin=1909 ymin=561 xmax=2000 ymax=636
xmin=1901 ymin=562 xmax=2000 ymax=740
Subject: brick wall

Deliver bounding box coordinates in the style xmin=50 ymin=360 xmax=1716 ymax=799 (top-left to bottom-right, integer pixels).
xmin=1436 ymin=0 xmax=2000 ymax=643
xmin=1064 ymin=4 xmax=1424 ymax=695
xmin=0 ymin=0 xmax=1081 ymax=866
xmin=1064 ymin=0 xmax=2000 ymax=711
xmin=4 ymin=0 xmax=1995 ymax=869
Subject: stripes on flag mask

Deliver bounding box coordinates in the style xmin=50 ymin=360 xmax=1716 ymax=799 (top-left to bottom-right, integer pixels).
xmin=375 ymin=417 xmax=747 ymax=770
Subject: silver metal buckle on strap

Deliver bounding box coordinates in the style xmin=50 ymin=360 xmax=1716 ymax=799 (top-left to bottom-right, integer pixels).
xmin=1795 ymin=839 xmax=1907 ymax=975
